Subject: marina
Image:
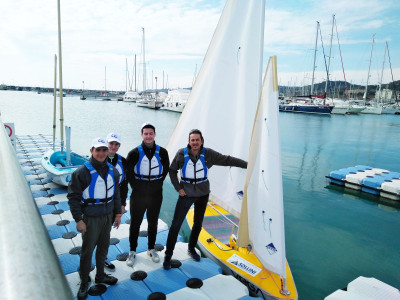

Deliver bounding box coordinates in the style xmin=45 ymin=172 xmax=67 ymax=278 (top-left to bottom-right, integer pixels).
xmin=1 ymin=90 xmax=400 ymax=299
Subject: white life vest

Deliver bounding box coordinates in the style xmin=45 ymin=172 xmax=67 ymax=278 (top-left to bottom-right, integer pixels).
xmin=82 ymin=161 xmax=115 ymax=206
xmin=134 ymin=144 xmax=163 ymax=181
xmin=180 ymin=147 xmax=208 ymax=184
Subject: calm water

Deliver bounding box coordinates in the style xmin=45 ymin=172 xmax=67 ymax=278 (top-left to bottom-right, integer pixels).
xmin=1 ymin=91 xmax=400 ymax=299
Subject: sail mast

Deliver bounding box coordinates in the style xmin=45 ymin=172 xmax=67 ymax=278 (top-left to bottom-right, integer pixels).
xmin=378 ymin=41 xmax=387 ymax=104
xmin=57 ymin=0 xmax=64 ymax=153
xmin=310 ymin=21 xmax=319 ymax=95
xmin=363 ymin=34 xmax=375 ymax=101
xmin=142 ymin=28 xmax=146 ymax=93
xmin=386 ymin=41 xmax=398 ymax=103
xmin=53 ymin=54 xmax=57 ymax=151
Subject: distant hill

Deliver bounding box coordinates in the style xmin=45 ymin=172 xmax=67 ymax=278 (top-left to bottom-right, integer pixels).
xmin=279 ymin=80 xmax=400 ymax=100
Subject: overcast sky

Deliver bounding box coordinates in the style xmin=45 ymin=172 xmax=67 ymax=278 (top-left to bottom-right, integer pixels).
xmin=1 ymin=0 xmax=399 ymax=91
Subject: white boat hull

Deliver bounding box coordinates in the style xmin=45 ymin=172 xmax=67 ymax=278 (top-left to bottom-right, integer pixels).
xmin=136 ymin=99 xmax=163 ymax=109
xmin=361 ymin=106 xmax=382 ymax=114
xmin=41 ymin=149 xmax=88 ymax=186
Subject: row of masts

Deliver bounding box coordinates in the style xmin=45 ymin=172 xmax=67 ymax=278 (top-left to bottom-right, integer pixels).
xmin=308 ymin=15 xmax=397 ymax=103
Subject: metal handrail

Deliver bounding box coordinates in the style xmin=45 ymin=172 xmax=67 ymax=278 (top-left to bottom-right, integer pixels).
xmin=0 ymin=118 xmax=73 ymax=299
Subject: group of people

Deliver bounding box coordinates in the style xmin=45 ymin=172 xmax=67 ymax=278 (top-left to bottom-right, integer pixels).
xmin=67 ymin=123 xmax=247 ymax=300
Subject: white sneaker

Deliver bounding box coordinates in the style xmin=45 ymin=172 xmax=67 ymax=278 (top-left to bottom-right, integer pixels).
xmin=126 ymin=251 xmax=136 ymax=267
xmin=147 ymin=249 xmax=160 ymax=263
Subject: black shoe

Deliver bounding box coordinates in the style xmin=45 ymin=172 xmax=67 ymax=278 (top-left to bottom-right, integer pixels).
xmin=77 ymin=282 xmax=89 ymax=300
xmin=163 ymin=255 xmax=172 ymax=270
xmin=105 ymin=258 xmax=115 ymax=271
xmin=188 ymin=248 xmax=201 ymax=262
xmin=95 ymin=274 xmax=118 ymax=285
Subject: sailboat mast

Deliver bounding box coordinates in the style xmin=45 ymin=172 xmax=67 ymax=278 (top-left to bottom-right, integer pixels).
xmin=135 ymin=54 xmax=137 ymax=92
xmin=324 ymin=15 xmax=334 ymax=95
xmin=378 ymin=42 xmax=387 ymax=104
xmin=57 ymin=0 xmax=64 ymax=153
xmin=363 ymin=34 xmax=375 ymax=101
xmin=310 ymin=21 xmax=319 ymax=95
xmin=105 ymin=66 xmax=107 ymax=93
xmin=53 ymin=54 xmax=57 ymax=151
xmin=142 ymin=28 xmax=146 ymax=93
xmin=125 ymin=58 xmax=128 ymax=91
xmin=386 ymin=41 xmax=398 ymax=103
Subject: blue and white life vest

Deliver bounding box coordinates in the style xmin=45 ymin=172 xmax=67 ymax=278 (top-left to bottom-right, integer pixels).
xmin=82 ymin=161 xmax=115 ymax=206
xmin=113 ymin=154 xmax=125 ymax=184
xmin=134 ymin=144 xmax=163 ymax=181
xmin=180 ymin=147 xmax=208 ymax=184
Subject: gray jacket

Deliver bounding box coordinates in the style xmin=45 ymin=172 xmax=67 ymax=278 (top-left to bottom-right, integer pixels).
xmin=169 ymin=145 xmax=247 ymax=197
xmin=67 ymin=157 xmax=121 ymax=222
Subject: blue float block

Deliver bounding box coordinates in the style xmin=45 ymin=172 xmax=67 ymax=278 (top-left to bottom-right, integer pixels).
xmin=116 ymin=238 xmax=130 ymax=254
xmin=35 ymin=168 xmax=47 ymax=175
xmin=136 ymin=236 xmax=149 ymax=254
xmin=28 ymin=179 xmax=44 ymax=185
xmin=47 ymin=224 xmax=68 ymax=240
xmin=107 ymin=244 xmax=122 ymax=261
xmin=121 ymin=213 xmax=130 ymax=224
xmin=58 ymin=253 xmax=80 ymax=275
xmin=56 ymin=201 xmax=71 ymax=211
xmin=179 ymin=258 xmax=222 ymax=280
xmin=102 ymin=279 xmax=151 ymax=300
xmin=144 ymin=268 xmax=188 ymax=294
xmin=155 ymin=230 xmax=168 ymax=246
xmin=362 ymin=175 xmax=385 ymax=189
xmin=38 ymin=204 xmax=57 ymax=215
xmin=65 ymin=220 xmax=77 ymax=232
xmin=32 ymin=190 xmax=49 ymax=198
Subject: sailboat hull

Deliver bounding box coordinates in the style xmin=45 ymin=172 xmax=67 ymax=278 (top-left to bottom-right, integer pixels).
xmin=186 ymin=204 xmax=298 ymax=300
xmin=41 ymin=149 xmax=88 ymax=186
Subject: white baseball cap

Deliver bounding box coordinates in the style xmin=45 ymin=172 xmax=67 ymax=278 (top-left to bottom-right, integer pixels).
xmin=141 ymin=122 xmax=155 ymax=131
xmin=91 ymin=137 xmax=108 ymax=148
xmin=106 ymin=132 xmax=121 ymax=144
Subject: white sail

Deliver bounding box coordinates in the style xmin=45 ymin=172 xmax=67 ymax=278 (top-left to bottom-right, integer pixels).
xmin=167 ymin=0 xmax=265 ymax=217
xmin=239 ymin=56 xmax=286 ymax=278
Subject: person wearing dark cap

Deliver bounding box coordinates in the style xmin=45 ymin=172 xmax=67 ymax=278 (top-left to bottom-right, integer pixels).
xmin=163 ymin=129 xmax=247 ymax=270
xmin=103 ymin=132 xmax=128 ymax=271
xmin=67 ymin=137 xmax=121 ymax=300
xmin=125 ymin=122 xmax=170 ymax=266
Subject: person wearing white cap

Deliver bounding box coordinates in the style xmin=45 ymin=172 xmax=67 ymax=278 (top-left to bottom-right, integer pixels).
xmin=125 ymin=122 xmax=170 ymax=266
xmin=67 ymin=137 xmax=121 ymax=300
xmin=101 ymin=132 xmax=128 ymax=271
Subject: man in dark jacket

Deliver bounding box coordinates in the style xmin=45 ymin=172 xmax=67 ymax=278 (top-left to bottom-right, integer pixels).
xmin=67 ymin=137 xmax=121 ymax=300
xmin=126 ymin=122 xmax=169 ymax=266
xmin=163 ymin=129 xmax=247 ymax=270
xmin=103 ymin=132 xmax=128 ymax=271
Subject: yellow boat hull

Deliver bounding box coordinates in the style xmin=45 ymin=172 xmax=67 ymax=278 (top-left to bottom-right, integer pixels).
xmin=186 ymin=203 xmax=298 ymax=300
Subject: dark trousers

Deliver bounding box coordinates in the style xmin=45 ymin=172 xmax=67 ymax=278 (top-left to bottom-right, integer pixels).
xmin=80 ymin=211 xmax=113 ymax=283
xmin=165 ymin=194 xmax=209 ymax=257
xmin=129 ymin=192 xmax=163 ymax=251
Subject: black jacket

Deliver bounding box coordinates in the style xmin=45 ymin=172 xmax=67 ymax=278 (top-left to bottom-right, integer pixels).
xmin=126 ymin=141 xmax=170 ymax=196
xmin=107 ymin=154 xmax=128 ymax=206
xmin=169 ymin=145 xmax=247 ymax=197
xmin=67 ymin=156 xmax=121 ymax=222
